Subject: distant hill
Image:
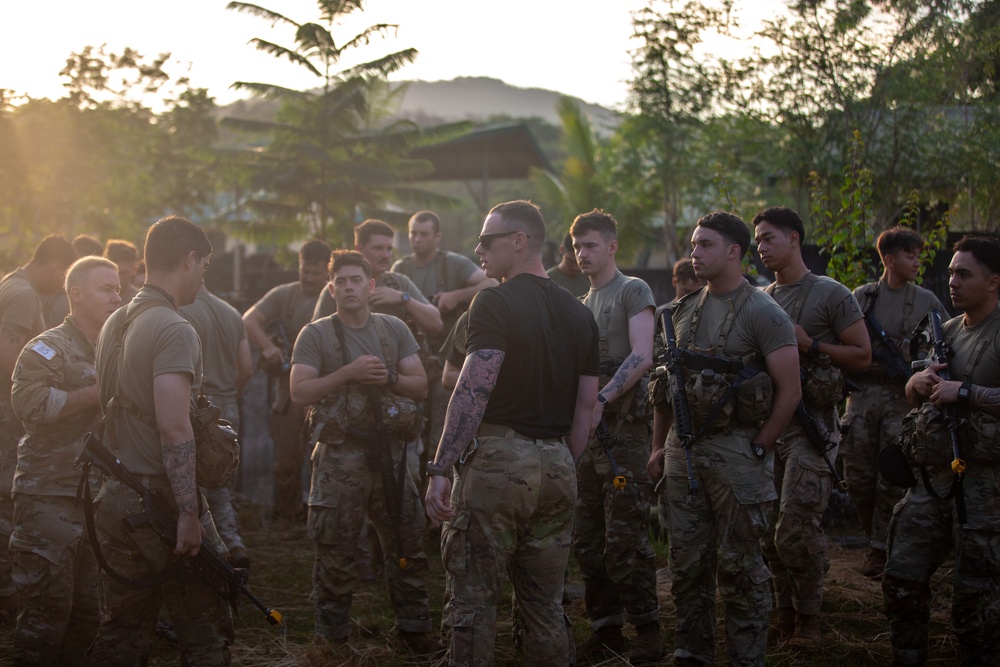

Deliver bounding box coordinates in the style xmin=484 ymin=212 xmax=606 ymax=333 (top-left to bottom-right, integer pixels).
xmin=218 ymin=76 xmax=621 ymax=136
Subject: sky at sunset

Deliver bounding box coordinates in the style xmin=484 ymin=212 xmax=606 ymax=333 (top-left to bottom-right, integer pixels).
xmin=1 ymin=0 xmax=780 ymax=110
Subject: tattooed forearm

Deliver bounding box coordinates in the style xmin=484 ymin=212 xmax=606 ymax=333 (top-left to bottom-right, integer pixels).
xmin=432 ymin=349 xmax=504 ymax=468
xmin=601 ymin=352 xmax=646 ymax=401
xmin=971 ymin=385 xmax=1000 ymax=416
xmin=163 ymin=437 xmax=199 ymax=516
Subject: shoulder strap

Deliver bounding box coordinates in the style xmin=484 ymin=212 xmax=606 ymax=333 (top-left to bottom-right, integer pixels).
xmin=901 ymin=283 xmax=917 ymax=339
xmin=685 ymin=281 xmax=755 ymax=355
xmin=962 ymin=308 xmax=1000 ymax=381
xmin=370 ymin=314 xmax=395 ymax=365
xmin=329 ymin=315 xmax=349 ymax=367
xmin=764 ymin=271 xmax=818 ymax=324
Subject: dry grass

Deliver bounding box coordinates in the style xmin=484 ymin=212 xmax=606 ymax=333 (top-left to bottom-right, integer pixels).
xmin=0 ymin=509 xmax=960 ymax=666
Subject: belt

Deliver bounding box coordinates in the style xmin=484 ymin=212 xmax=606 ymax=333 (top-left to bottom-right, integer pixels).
xmin=476 ymin=423 xmax=564 ymax=443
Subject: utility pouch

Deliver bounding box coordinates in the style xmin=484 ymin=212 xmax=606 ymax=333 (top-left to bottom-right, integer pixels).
xmin=684 ymin=368 xmax=732 ymax=429
xmin=735 ymin=371 xmax=774 ymax=426
xmin=802 ymin=355 xmax=844 ymax=409
xmin=899 ymin=403 xmax=954 ymax=468
xmin=962 ymin=411 xmax=1000 ymax=464
xmin=190 ymin=395 xmax=239 ymax=489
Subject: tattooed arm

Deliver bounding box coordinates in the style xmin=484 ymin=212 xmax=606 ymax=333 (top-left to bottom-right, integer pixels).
xmin=424 ymin=348 xmax=504 ymax=525
xmin=592 ymin=307 xmax=654 ymax=430
xmin=928 ymin=379 xmax=1000 ymax=417
xmin=153 ymin=371 xmax=204 ymax=556
xmin=0 ymin=322 xmax=29 ymax=380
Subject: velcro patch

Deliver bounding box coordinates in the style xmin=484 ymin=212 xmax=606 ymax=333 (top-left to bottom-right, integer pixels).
xmin=29 ymin=340 xmax=56 ymax=361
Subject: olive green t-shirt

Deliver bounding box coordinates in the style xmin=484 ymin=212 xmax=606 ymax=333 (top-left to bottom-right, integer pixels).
xmin=853 ymin=279 xmax=945 ymax=368
xmin=766 ymin=273 xmax=863 ymax=344
xmin=391 ymin=251 xmax=479 ymax=298
xmin=311 ymin=272 xmax=429 ymax=321
xmin=942 ymin=305 xmax=1000 ymax=387
xmin=253 ymin=281 xmax=320 ymax=342
xmin=180 ymin=289 xmax=246 ymax=400
xmin=546 ymin=265 xmax=591 ymax=298
xmin=0 ymin=269 xmax=46 ymax=399
xmin=674 ymin=282 xmax=796 ymax=360
xmin=95 ymin=287 xmax=203 ymax=477
xmin=11 ymin=317 xmax=98 ymax=496
xmin=43 ymin=291 xmax=70 ymax=329
xmin=293 ymin=312 xmax=419 ymax=379
xmin=581 ymin=271 xmax=655 ymax=363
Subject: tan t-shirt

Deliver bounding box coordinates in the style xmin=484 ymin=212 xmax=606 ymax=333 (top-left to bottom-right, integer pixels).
xmin=293 ymin=312 xmax=419 ymax=378
xmin=943 ymin=305 xmax=1000 ymax=387
xmin=180 ymin=289 xmax=246 ymax=400
xmin=253 ymin=281 xmax=320 ymax=342
xmin=546 ymin=265 xmax=591 ymax=298
xmin=0 ymin=269 xmax=46 ymax=399
xmin=391 ymin=251 xmax=479 ymax=297
xmin=581 ymin=270 xmax=655 ymax=363
xmin=96 ymin=287 xmax=203 ymax=476
xmin=766 ymin=273 xmax=863 ymax=343
xmin=853 ymin=279 xmax=945 ymax=368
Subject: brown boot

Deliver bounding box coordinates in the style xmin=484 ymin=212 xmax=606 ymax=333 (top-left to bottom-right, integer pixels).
xmin=788 ymin=613 xmax=821 ymax=651
xmin=628 ymin=622 xmax=664 ymax=664
xmin=860 ymin=547 xmax=887 ymax=579
xmin=398 ymin=630 xmax=445 ymax=656
xmin=770 ymin=607 xmax=795 ymax=644
xmin=579 ymin=624 xmax=625 ymax=658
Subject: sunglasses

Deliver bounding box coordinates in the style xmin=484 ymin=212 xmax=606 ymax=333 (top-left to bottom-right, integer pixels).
xmin=478 ymin=230 xmax=521 ymax=249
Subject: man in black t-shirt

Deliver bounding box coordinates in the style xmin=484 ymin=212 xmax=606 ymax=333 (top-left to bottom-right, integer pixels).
xmin=425 ymin=200 xmax=599 ymax=667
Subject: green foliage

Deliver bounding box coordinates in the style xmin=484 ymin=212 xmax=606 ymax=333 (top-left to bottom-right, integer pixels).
xmin=811 ymin=131 xmax=878 ymax=287
xmin=897 ymin=189 xmax=952 ymax=279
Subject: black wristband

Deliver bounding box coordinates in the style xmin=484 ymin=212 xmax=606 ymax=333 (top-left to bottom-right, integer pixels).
xmin=426 ymin=462 xmax=450 ymax=477
xmin=808 ymin=338 xmax=821 ymax=358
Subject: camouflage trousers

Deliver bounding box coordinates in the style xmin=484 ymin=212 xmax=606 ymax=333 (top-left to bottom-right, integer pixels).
xmin=11 ymin=493 xmax=100 ymax=666
xmin=761 ymin=416 xmax=837 ymax=616
xmin=842 ymin=380 xmax=908 ymax=549
xmin=442 ymin=427 xmax=576 ymax=667
xmin=883 ymin=464 xmax=1000 ymax=666
xmin=573 ymin=418 xmax=659 ymax=629
xmin=203 ymin=395 xmax=244 ymax=552
xmin=307 ymin=438 xmax=432 ymax=640
xmin=0 ymin=411 xmax=23 ymax=602
xmin=271 ymin=387 xmax=306 ymax=519
xmin=85 ymin=478 xmax=234 ymax=667
xmin=659 ymin=426 xmax=776 ymax=667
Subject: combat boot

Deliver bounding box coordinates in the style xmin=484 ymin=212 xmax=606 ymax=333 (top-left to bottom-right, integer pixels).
xmin=398 ymin=630 xmax=445 ymax=656
xmin=579 ymin=624 xmax=625 ymax=659
xmin=788 ymin=613 xmax=821 ymax=651
xmin=860 ymin=547 xmax=887 ymax=579
xmin=628 ymin=622 xmax=664 ymax=664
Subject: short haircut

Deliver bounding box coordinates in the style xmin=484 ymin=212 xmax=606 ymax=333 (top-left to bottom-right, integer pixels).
xmin=143 ymin=216 xmax=212 ymax=272
xmin=72 ymin=234 xmax=104 ymax=258
xmin=299 ymin=239 xmax=332 ymax=266
xmin=673 ymin=257 xmax=697 ymax=282
xmin=65 ymin=256 xmax=118 ymax=292
xmin=409 ymin=210 xmax=441 ymax=233
xmin=329 ymin=249 xmax=372 ymax=279
xmin=31 ymin=235 xmax=76 ymax=267
xmin=104 ymin=239 xmax=139 ymax=265
xmin=488 ymin=200 xmax=546 ymax=250
xmin=355 ymin=219 xmax=395 ymax=247
xmin=561 ymin=233 xmax=574 ymax=254
xmin=752 ymin=206 xmax=806 ymax=244
xmin=877 ymin=226 xmax=924 ymax=259
xmin=570 ymin=209 xmax=618 ymax=241
xmin=953 ymin=235 xmax=1000 ymax=276
xmin=696 ymin=211 xmax=751 ymax=258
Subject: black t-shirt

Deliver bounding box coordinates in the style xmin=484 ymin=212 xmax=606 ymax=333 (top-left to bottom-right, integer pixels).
xmin=466 ymin=273 xmax=599 ymax=438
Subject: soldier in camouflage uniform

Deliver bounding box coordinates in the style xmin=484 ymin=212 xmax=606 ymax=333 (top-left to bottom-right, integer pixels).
xmin=9 ymin=256 xmax=119 ymax=665
xmin=843 ymin=227 xmax=945 ymax=578
xmin=290 ymin=250 xmax=442 ymax=654
xmin=649 ymin=212 xmax=801 ymax=667
xmin=753 ymin=206 xmax=871 ymax=650
xmin=244 ymin=239 xmax=330 ymax=521
xmin=0 ymin=234 xmax=76 ymax=618
xmin=181 ymin=284 xmax=253 ymax=567
xmin=569 ymin=209 xmax=662 ymax=662
xmin=884 ymin=235 xmax=1000 ymax=666
xmin=425 ymin=200 xmax=599 ymax=667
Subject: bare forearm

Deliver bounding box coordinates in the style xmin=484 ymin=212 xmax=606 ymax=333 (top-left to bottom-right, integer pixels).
xmin=406 ymin=301 xmax=443 ymax=334
xmin=392 ymin=372 xmax=427 ymax=401
xmin=754 ymin=384 xmax=800 ymax=447
xmin=243 ymin=313 xmax=273 ymax=352
xmin=162 ymin=435 xmax=198 ymax=517
xmin=599 ymin=351 xmax=651 ymax=403
xmin=60 ymin=384 xmax=100 ymax=418
xmin=819 ymin=343 xmax=871 ymax=375
xmin=652 ymin=408 xmax=672 ymax=454
xmin=291 ymin=367 xmax=351 ymax=406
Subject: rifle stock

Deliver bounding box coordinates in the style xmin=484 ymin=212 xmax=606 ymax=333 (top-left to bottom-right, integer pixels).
xmin=76 ymin=433 xmax=284 ymax=629
xmin=863 ymin=311 xmax=911 ymax=379
xmin=595 ymin=421 xmax=642 ymax=509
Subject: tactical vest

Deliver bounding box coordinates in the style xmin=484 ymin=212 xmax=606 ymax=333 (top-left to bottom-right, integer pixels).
xmin=394 ymin=251 xmax=461 ymax=347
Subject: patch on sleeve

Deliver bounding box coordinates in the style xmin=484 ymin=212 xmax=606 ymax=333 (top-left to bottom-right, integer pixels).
xmin=29 ymin=340 xmax=56 ymax=361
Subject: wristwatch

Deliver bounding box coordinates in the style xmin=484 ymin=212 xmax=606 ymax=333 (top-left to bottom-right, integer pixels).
xmin=426 ymin=462 xmax=450 ymax=477
xmin=808 ymin=338 xmax=821 ymax=359
xmin=400 ymin=292 xmax=411 ymax=305
xmin=597 ymin=394 xmax=609 ymax=405
xmin=751 ymin=442 xmax=767 ymax=462
xmin=958 ymin=381 xmax=972 ymax=403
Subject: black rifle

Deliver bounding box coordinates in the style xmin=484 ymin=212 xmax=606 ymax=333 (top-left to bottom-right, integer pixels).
xmin=795 ymin=401 xmax=849 ymax=492
xmin=657 ymin=308 xmax=699 ymax=494
xmin=75 ymin=433 xmax=283 ymax=629
xmin=360 ymin=386 xmax=410 ymax=571
xmin=926 ymin=308 xmax=967 ymax=524
xmin=595 ymin=420 xmax=642 ymax=510
xmin=862 ymin=310 xmax=911 ymax=380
